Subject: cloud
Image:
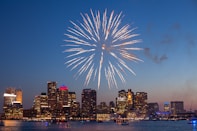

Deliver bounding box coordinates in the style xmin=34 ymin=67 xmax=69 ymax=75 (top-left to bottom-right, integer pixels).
xmin=185 ymin=34 xmax=196 ymax=47
xmin=153 ymin=55 xmax=168 ymax=63
xmin=144 ymin=48 xmax=168 ymax=64
xmin=160 ymin=35 xmax=173 ymax=44
xmin=144 ymin=22 xmax=196 ymax=64
xmin=171 ymin=23 xmax=181 ymax=31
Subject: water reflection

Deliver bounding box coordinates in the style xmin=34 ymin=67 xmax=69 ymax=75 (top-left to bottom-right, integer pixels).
xmin=0 ymin=120 xmax=196 ymax=131
xmin=192 ymin=124 xmax=196 ymax=131
xmin=3 ymin=120 xmax=22 ymax=127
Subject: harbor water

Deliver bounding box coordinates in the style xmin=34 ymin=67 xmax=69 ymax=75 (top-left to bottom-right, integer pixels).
xmin=0 ymin=120 xmax=196 ymax=131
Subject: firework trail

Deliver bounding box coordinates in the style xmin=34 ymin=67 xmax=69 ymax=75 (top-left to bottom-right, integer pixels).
xmin=63 ymin=9 xmax=143 ymax=89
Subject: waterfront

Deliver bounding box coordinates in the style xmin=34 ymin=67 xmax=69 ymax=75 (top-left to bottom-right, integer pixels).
xmin=0 ymin=120 xmax=197 ymax=131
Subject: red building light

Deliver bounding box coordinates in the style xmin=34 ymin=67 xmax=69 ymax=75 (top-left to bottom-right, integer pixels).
xmin=59 ymin=85 xmax=68 ymax=91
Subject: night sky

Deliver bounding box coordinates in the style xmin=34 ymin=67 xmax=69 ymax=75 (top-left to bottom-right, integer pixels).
xmin=0 ymin=0 xmax=197 ymax=112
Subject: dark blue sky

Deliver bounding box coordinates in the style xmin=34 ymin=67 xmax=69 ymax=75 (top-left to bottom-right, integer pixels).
xmin=0 ymin=0 xmax=197 ymax=111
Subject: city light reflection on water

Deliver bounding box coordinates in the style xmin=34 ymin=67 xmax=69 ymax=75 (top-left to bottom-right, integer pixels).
xmin=3 ymin=120 xmax=22 ymax=127
xmin=0 ymin=120 xmax=197 ymax=131
xmin=192 ymin=123 xmax=196 ymax=131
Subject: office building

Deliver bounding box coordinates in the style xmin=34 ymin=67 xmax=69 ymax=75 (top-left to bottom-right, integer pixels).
xmin=70 ymin=101 xmax=80 ymax=119
xmin=3 ymin=88 xmax=23 ymax=119
xmin=164 ymin=102 xmax=170 ymax=112
xmin=47 ymin=81 xmax=57 ymax=115
xmin=135 ymin=92 xmax=148 ymax=115
xmin=68 ymin=91 xmax=80 ymax=118
xmin=127 ymin=89 xmax=135 ymax=110
xmin=81 ymin=89 xmax=97 ymax=120
xmin=33 ymin=95 xmax=41 ymax=117
xmin=147 ymin=103 xmax=159 ymax=115
xmin=97 ymin=102 xmax=110 ymax=121
xmin=15 ymin=89 xmax=22 ymax=104
xmin=171 ymin=101 xmax=185 ymax=116
xmin=116 ymin=90 xmax=127 ymax=115
xmin=97 ymin=102 xmax=110 ymax=114
xmin=57 ymin=85 xmax=69 ymax=108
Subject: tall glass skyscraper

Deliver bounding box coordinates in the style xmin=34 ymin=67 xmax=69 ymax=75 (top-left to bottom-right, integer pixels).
xmin=135 ymin=92 xmax=148 ymax=115
xmin=47 ymin=81 xmax=57 ymax=112
xmin=127 ymin=89 xmax=135 ymax=110
xmin=15 ymin=89 xmax=22 ymax=104
xmin=81 ymin=89 xmax=96 ymax=120
xmin=58 ymin=85 xmax=69 ymax=108
xmin=116 ymin=90 xmax=127 ymax=114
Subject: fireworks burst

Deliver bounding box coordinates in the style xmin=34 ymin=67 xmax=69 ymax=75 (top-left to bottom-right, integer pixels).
xmin=63 ymin=9 xmax=143 ymax=89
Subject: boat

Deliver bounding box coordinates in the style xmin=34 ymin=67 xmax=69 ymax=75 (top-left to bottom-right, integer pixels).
xmin=121 ymin=121 xmax=129 ymax=125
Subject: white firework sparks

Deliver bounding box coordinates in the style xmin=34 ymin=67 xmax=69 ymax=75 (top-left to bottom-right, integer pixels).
xmin=63 ymin=9 xmax=143 ymax=89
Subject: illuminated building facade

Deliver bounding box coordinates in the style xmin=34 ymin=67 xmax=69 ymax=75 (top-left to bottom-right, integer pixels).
xmin=147 ymin=103 xmax=159 ymax=116
xmin=3 ymin=88 xmax=23 ymax=119
xmin=68 ymin=92 xmax=80 ymax=118
xmin=164 ymin=102 xmax=170 ymax=112
xmin=116 ymin=90 xmax=127 ymax=115
xmin=40 ymin=93 xmax=48 ymax=109
xmin=81 ymin=89 xmax=97 ymax=120
xmin=97 ymin=102 xmax=110 ymax=114
xmin=135 ymin=92 xmax=148 ymax=115
xmin=70 ymin=101 xmax=80 ymax=119
xmin=47 ymin=81 xmax=57 ymax=115
xmin=170 ymin=101 xmax=185 ymax=116
xmin=40 ymin=93 xmax=50 ymax=118
xmin=32 ymin=83 xmax=80 ymax=120
xmin=68 ymin=92 xmax=76 ymax=107
xmin=127 ymin=89 xmax=135 ymax=110
xmin=96 ymin=102 xmax=110 ymax=121
xmin=116 ymin=89 xmax=135 ymax=115
xmin=15 ymin=89 xmax=22 ymax=104
xmin=33 ymin=95 xmax=41 ymax=117
xmin=33 ymin=93 xmax=50 ymax=118
xmin=3 ymin=88 xmax=16 ymax=108
xmin=57 ymin=85 xmax=69 ymax=108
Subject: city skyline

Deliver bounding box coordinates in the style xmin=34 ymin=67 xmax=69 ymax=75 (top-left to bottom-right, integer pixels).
xmin=0 ymin=82 xmax=194 ymax=113
xmin=2 ymin=85 xmax=193 ymax=122
xmin=1 ymin=0 xmax=197 ymax=112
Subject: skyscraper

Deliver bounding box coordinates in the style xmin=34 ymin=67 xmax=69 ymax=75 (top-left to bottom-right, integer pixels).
xmin=68 ymin=92 xmax=80 ymax=118
xmin=40 ymin=93 xmax=48 ymax=109
xmin=57 ymin=85 xmax=69 ymax=119
xmin=33 ymin=92 xmax=49 ymax=118
xmin=68 ymin=92 xmax=76 ymax=106
xmin=81 ymin=89 xmax=96 ymax=120
xmin=47 ymin=81 xmax=57 ymax=112
xmin=97 ymin=102 xmax=109 ymax=114
xmin=147 ymin=103 xmax=159 ymax=115
xmin=3 ymin=88 xmax=23 ymax=119
xmin=135 ymin=92 xmax=148 ymax=115
xmin=33 ymin=95 xmax=41 ymax=117
xmin=3 ymin=88 xmax=16 ymax=108
xmin=58 ymin=85 xmax=69 ymax=108
xmin=15 ymin=89 xmax=22 ymax=104
xmin=164 ymin=102 xmax=170 ymax=112
xmin=171 ymin=101 xmax=185 ymax=116
xmin=127 ymin=89 xmax=135 ymax=110
xmin=116 ymin=90 xmax=127 ymax=114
